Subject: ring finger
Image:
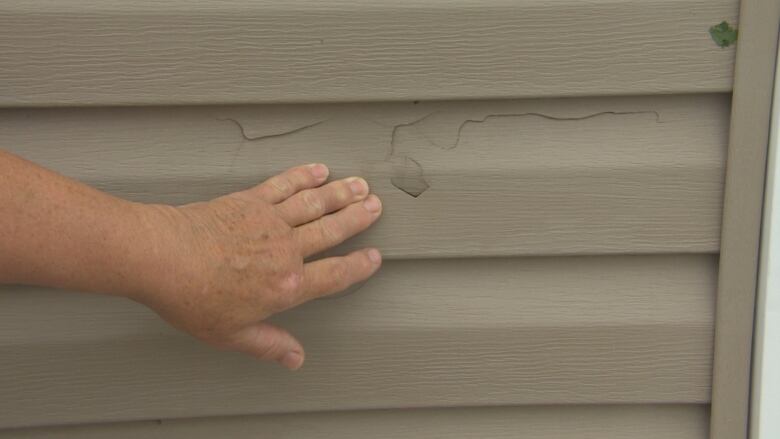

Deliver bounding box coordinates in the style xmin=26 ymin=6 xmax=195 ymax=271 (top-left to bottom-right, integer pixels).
xmin=275 ymin=177 xmax=370 ymax=226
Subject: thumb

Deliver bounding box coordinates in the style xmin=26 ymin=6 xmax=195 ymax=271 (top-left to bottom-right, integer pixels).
xmin=227 ymin=323 xmax=305 ymax=370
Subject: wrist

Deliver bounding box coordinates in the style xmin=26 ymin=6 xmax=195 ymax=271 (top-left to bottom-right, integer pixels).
xmin=111 ymin=201 xmax=181 ymax=303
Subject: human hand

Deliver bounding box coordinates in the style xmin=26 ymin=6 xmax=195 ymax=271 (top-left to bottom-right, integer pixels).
xmin=133 ymin=164 xmax=382 ymax=370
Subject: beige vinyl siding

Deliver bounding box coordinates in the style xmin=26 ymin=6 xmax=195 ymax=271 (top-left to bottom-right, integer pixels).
xmin=0 ymin=0 xmax=737 ymax=437
xmin=0 ymin=255 xmax=714 ymax=427
xmin=0 ymin=0 xmax=737 ymax=107
xmin=0 ymin=405 xmax=710 ymax=439
xmin=0 ymin=94 xmax=727 ymax=258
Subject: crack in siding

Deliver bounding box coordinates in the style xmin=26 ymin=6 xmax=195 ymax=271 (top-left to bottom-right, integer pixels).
xmin=386 ymin=109 xmax=661 ymax=198
xmin=218 ymin=117 xmax=328 ymax=170
xmin=386 ymin=112 xmax=437 ymax=160
xmin=450 ymin=110 xmax=662 ymax=150
xmin=219 ymin=117 xmax=328 ymax=142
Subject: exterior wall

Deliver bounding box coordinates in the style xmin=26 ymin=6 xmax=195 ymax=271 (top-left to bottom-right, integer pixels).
xmin=1 ymin=0 xmax=736 ymax=106
xmin=0 ymin=0 xmax=739 ymax=437
xmin=0 ymin=254 xmax=716 ymax=427
xmin=0 ymin=405 xmax=709 ymax=439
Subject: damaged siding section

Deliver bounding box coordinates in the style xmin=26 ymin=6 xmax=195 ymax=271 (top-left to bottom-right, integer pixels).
xmin=0 ymin=0 xmax=738 ymax=437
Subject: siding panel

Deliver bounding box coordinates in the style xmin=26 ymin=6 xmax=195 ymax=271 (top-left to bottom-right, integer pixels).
xmin=0 ymin=0 xmax=737 ymax=106
xmin=0 ymin=94 xmax=728 ymax=258
xmin=0 ymin=405 xmax=710 ymax=439
xmin=0 ymin=255 xmax=715 ymax=428
xmin=0 ymin=0 xmax=733 ymax=434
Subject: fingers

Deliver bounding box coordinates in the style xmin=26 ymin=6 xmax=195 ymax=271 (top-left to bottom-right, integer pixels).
xmin=295 ymin=248 xmax=382 ymax=305
xmin=226 ymin=322 xmax=305 ymax=370
xmin=294 ymin=194 xmax=382 ymax=257
xmin=254 ymin=164 xmax=329 ymax=204
xmin=275 ymin=177 xmax=369 ymax=226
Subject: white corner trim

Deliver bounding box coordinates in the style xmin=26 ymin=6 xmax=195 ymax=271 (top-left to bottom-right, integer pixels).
xmin=751 ymin=29 xmax=780 ymax=439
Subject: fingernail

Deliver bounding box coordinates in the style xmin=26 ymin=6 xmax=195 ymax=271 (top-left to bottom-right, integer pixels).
xmin=348 ymin=177 xmax=368 ymax=196
xmin=367 ymin=248 xmax=382 ymax=264
xmin=308 ymin=164 xmax=329 ymax=180
xmin=281 ymin=351 xmax=304 ymax=370
xmin=363 ymin=195 xmax=381 ymax=213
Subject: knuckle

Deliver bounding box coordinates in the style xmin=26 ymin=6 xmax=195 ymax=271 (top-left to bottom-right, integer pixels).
xmin=289 ymin=168 xmax=310 ymax=187
xmin=335 ymin=185 xmax=350 ymax=202
xmin=301 ymin=190 xmax=323 ymax=215
xmin=279 ymin=269 xmax=302 ymax=293
xmin=300 ymin=166 xmax=316 ymax=181
xmin=330 ymin=260 xmax=351 ymax=287
xmin=268 ymin=266 xmax=303 ymax=311
xmin=318 ymin=219 xmax=341 ymax=243
xmin=269 ymin=176 xmax=290 ymax=195
xmin=248 ymin=334 xmax=278 ymax=360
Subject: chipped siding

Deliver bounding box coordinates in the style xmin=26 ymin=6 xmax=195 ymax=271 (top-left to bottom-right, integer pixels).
xmin=387 ymin=110 xmax=663 ymax=197
xmin=0 ymin=0 xmax=737 ymax=436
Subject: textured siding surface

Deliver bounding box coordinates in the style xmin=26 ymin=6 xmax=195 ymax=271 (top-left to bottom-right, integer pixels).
xmin=0 ymin=0 xmax=735 ymax=436
xmin=0 ymin=0 xmax=737 ymax=106
xmin=0 ymin=94 xmax=728 ymax=257
xmin=0 ymin=255 xmax=715 ymax=427
xmin=0 ymin=405 xmax=710 ymax=439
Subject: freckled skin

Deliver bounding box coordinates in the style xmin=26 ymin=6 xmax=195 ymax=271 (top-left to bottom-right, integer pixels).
xmin=0 ymin=151 xmax=383 ymax=370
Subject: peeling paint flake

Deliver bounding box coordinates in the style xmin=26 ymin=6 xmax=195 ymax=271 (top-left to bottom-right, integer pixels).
xmin=390 ymin=156 xmax=429 ymax=198
xmin=386 ymin=113 xmax=438 ymax=197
